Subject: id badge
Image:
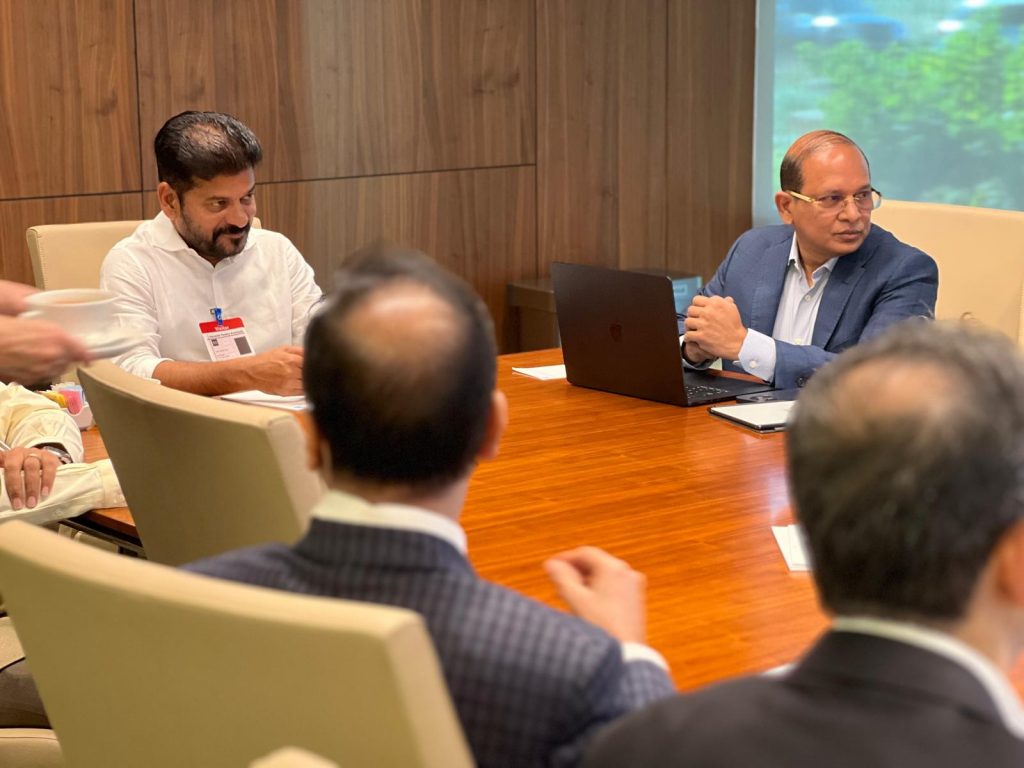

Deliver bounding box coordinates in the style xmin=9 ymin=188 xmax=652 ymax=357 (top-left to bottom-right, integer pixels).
xmin=199 ymin=317 xmax=254 ymax=361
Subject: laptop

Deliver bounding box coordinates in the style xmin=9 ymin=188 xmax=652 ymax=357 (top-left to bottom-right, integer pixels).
xmin=551 ymin=262 xmax=774 ymax=407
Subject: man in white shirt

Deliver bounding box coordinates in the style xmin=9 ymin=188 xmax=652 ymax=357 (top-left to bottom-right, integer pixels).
xmin=185 ymin=247 xmax=676 ymax=768
xmin=585 ymin=321 xmax=1024 ymax=767
xmin=101 ymin=111 xmax=322 ymax=396
xmin=682 ymin=130 xmax=937 ymax=389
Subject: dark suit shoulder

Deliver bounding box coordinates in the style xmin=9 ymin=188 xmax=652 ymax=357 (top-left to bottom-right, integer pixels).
xmin=585 ymin=670 xmax=1024 ymax=768
xmin=861 ymin=222 xmax=934 ymax=267
xmin=730 ymin=224 xmax=795 ymax=255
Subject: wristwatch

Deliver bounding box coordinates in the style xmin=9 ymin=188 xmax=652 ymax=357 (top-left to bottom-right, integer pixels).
xmin=37 ymin=444 xmax=74 ymax=465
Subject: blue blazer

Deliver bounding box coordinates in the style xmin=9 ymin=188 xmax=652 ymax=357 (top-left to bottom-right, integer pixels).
xmin=584 ymin=631 xmax=1024 ymax=767
xmin=185 ymin=520 xmax=675 ymax=768
xmin=702 ymin=224 xmax=938 ymax=388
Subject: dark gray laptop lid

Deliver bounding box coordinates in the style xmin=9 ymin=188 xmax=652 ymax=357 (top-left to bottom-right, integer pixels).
xmin=552 ymin=262 xmax=689 ymax=406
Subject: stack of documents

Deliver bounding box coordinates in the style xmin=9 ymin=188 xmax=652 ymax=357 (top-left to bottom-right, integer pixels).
xmin=511 ymin=364 xmax=567 ymax=381
xmin=220 ymin=391 xmax=308 ymax=411
xmin=772 ymin=524 xmax=810 ymax=571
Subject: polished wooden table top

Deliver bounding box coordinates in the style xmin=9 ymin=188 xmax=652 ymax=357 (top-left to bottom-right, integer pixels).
xmin=465 ymin=349 xmax=808 ymax=691
xmin=80 ymin=348 xmax=1024 ymax=693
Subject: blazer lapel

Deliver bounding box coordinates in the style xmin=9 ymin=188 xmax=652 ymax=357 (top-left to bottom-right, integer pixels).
xmin=812 ymin=244 xmax=871 ymax=347
xmin=748 ymin=238 xmax=791 ymax=334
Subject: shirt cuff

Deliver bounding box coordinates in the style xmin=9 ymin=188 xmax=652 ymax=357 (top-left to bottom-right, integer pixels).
xmin=621 ymin=641 xmax=670 ymax=671
xmin=738 ymin=329 xmax=776 ymax=382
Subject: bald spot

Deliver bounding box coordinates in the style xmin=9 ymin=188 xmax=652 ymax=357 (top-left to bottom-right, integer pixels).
xmin=342 ymin=280 xmax=463 ymax=384
xmin=820 ymin=357 xmax=961 ymax=444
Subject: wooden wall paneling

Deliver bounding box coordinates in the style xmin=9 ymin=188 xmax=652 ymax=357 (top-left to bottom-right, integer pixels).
xmin=135 ymin=0 xmax=534 ymax=187
xmin=0 ymin=193 xmax=144 ymax=284
xmin=537 ymin=0 xmax=667 ymax=273
xmin=0 ymin=0 xmax=141 ymax=199
xmin=666 ymin=0 xmax=756 ymax=280
xmin=257 ymin=166 xmax=536 ymax=350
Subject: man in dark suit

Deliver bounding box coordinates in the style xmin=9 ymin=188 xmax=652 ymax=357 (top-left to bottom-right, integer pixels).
xmin=682 ymin=130 xmax=937 ymax=389
xmin=585 ymin=321 xmax=1024 ymax=767
xmin=185 ymin=247 xmax=676 ymax=768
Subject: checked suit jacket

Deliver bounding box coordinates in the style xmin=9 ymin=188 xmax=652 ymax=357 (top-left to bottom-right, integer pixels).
xmin=583 ymin=631 xmax=1024 ymax=768
xmin=701 ymin=223 xmax=938 ymax=389
xmin=185 ymin=515 xmax=676 ymax=768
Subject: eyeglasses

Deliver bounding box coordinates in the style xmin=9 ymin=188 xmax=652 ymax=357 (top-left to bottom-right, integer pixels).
xmin=785 ymin=187 xmax=883 ymax=212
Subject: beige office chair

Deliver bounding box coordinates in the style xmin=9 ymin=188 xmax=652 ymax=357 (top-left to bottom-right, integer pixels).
xmin=78 ymin=361 xmax=323 ymax=565
xmin=0 ymin=729 xmax=62 ymax=768
xmin=872 ymin=200 xmax=1024 ymax=344
xmin=26 ymin=217 xmax=263 ymax=290
xmin=0 ymin=617 xmax=61 ymax=768
xmin=0 ymin=521 xmax=474 ymax=768
xmin=26 ymin=221 xmax=142 ymax=290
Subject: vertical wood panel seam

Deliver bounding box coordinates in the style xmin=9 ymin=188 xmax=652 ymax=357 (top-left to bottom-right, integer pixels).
xmin=131 ymin=0 xmax=145 ymax=195
xmin=533 ymin=0 xmax=540 ymax=279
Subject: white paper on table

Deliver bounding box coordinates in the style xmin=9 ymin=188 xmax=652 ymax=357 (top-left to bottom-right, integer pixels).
xmin=220 ymin=390 xmax=308 ymax=411
xmin=511 ymin=364 xmax=567 ymax=381
xmin=771 ymin=524 xmax=811 ymax=572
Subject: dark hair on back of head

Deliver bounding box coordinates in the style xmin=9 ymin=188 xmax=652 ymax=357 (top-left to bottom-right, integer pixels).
xmin=154 ymin=111 xmax=263 ymax=198
xmin=788 ymin=320 xmax=1024 ymax=622
xmin=304 ymin=245 xmax=497 ymax=491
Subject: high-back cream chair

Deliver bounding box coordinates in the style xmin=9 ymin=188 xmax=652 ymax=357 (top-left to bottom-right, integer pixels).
xmin=872 ymin=200 xmax=1024 ymax=343
xmin=0 ymin=521 xmax=474 ymax=768
xmin=0 ymin=729 xmax=62 ymax=768
xmin=26 ymin=217 xmax=263 ymax=289
xmin=78 ymin=361 xmax=323 ymax=565
xmin=25 ymin=221 xmax=142 ymax=290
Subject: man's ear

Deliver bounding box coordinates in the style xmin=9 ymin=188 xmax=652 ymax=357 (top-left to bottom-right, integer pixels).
xmin=775 ymin=191 xmax=794 ymax=224
xmin=477 ymin=389 xmax=508 ymax=462
xmin=157 ymin=182 xmax=181 ymax=220
xmin=298 ymin=411 xmax=326 ymax=472
xmin=994 ymin=520 xmax=1024 ymax=607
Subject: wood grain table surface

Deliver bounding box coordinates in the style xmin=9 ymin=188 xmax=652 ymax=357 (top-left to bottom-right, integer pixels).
xmin=79 ymin=348 xmax=1024 ymax=694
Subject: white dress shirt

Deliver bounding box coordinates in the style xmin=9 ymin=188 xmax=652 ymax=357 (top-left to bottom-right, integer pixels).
xmin=313 ymin=489 xmax=668 ymax=670
xmin=100 ymin=212 xmax=323 ymax=379
xmin=833 ymin=615 xmax=1024 ymax=740
xmin=738 ymin=235 xmax=838 ymax=382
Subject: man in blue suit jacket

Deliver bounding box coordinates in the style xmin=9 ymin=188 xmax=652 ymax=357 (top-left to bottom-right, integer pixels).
xmin=683 ymin=130 xmax=937 ymax=389
xmin=186 ymin=247 xmax=676 ymax=768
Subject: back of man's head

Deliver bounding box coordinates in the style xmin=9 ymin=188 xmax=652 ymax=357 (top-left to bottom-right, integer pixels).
xmin=155 ymin=111 xmax=263 ymax=197
xmin=304 ymin=246 xmax=497 ymax=492
xmin=788 ymin=320 xmax=1024 ymax=623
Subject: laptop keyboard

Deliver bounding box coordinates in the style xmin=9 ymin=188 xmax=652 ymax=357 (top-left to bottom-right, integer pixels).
xmin=685 ymin=383 xmax=730 ymax=399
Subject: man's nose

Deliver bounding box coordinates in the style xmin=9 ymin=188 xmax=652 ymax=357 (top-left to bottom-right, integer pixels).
xmin=225 ymin=203 xmax=250 ymax=228
xmin=836 ymin=196 xmax=860 ymax=219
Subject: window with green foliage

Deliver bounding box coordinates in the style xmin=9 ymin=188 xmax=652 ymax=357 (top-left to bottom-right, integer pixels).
xmin=754 ymin=0 xmax=1024 ymax=222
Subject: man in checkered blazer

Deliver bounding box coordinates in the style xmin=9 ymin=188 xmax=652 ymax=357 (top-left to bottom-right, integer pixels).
xmin=186 ymin=247 xmax=676 ymax=767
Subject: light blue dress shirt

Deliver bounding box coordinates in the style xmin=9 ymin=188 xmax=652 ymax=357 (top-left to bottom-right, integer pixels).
xmin=738 ymin=235 xmax=838 ymax=382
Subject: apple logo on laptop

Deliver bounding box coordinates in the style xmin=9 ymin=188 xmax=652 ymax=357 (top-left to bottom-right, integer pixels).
xmin=609 ymin=323 xmax=623 ymax=343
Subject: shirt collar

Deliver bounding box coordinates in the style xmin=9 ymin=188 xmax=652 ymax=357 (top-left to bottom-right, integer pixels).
xmin=310 ymin=489 xmax=468 ymax=555
xmin=833 ymin=615 xmax=1024 ymax=739
xmin=787 ymin=234 xmax=839 ymax=282
xmin=147 ymin=211 xmax=254 ymax=263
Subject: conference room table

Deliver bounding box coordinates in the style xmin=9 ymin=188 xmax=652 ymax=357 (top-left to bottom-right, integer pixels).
xmin=77 ymin=348 xmax=1024 ymax=694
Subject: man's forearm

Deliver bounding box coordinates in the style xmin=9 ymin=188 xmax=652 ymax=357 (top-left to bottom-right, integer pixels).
xmin=152 ymin=359 xmax=259 ymax=396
